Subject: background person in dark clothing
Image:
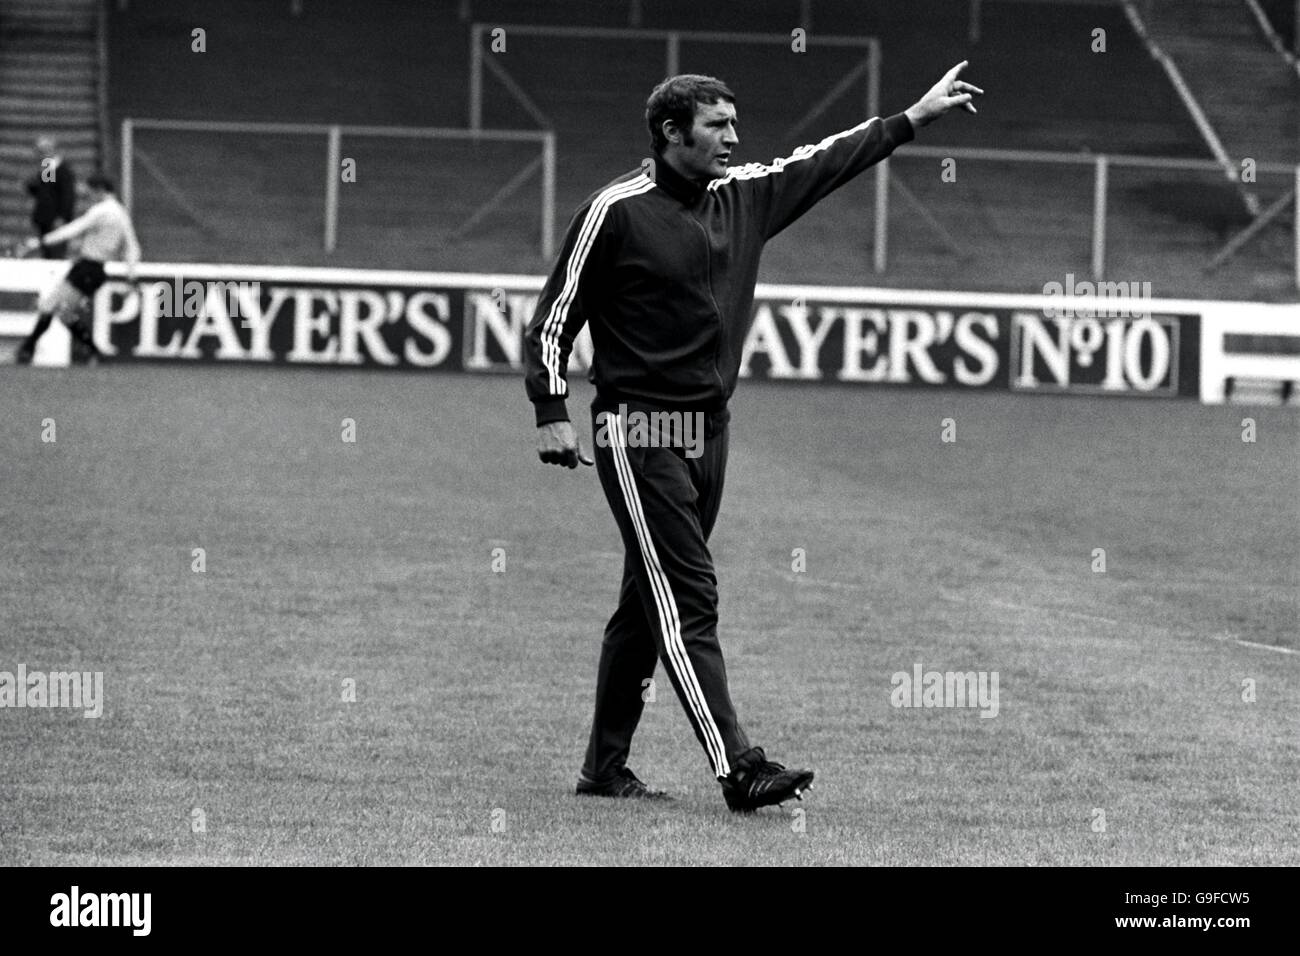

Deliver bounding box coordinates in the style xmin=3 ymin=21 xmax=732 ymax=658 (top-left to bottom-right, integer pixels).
xmin=25 ymin=136 xmax=77 ymax=259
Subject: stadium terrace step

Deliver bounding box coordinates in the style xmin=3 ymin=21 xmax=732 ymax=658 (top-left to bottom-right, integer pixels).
xmin=0 ymin=112 xmax=96 ymax=129
xmin=0 ymin=154 xmax=96 ymax=167
xmin=0 ymin=45 xmax=96 ymax=62
xmin=0 ymin=52 xmax=95 ymax=65
xmin=0 ymin=0 xmax=102 ymax=246
xmin=0 ymin=4 xmax=97 ymax=33
xmin=0 ymin=73 xmax=97 ymax=91
xmin=0 ymin=197 xmax=37 ymax=216
xmin=0 ymin=134 xmax=97 ymax=152
xmin=0 ymin=66 xmax=98 ymax=84
xmin=0 ymin=146 xmax=91 ymax=163
xmin=1138 ymin=0 xmax=1300 ymax=165
xmin=1148 ymin=0 xmax=1265 ymax=30
xmin=0 ymin=97 xmax=95 ymax=115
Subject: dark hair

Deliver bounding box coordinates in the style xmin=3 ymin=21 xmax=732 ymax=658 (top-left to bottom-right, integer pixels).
xmin=645 ymin=74 xmax=735 ymax=154
xmin=86 ymin=173 xmax=115 ymax=193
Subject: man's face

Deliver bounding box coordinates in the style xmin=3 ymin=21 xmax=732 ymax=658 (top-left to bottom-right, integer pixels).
xmin=667 ymin=99 xmax=739 ymax=181
xmin=35 ymin=137 xmax=56 ymax=161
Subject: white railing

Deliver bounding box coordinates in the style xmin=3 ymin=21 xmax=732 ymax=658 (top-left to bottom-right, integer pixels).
xmin=120 ymin=119 xmax=557 ymax=259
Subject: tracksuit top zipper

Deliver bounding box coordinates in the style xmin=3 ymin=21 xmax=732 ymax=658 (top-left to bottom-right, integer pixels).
xmin=691 ymin=212 xmax=729 ymax=394
xmin=523 ymin=112 xmax=916 ymax=427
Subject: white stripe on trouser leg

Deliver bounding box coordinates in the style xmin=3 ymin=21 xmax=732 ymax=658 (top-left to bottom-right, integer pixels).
xmin=607 ymin=414 xmax=730 ymax=778
xmin=609 ymin=432 xmax=729 ymax=777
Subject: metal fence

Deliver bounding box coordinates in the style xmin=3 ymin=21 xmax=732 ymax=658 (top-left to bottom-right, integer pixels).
xmin=891 ymin=146 xmax=1300 ymax=290
xmin=118 ymin=121 xmax=1299 ymax=291
xmin=467 ymin=20 xmax=885 ymax=275
xmin=120 ymin=119 xmax=557 ymax=259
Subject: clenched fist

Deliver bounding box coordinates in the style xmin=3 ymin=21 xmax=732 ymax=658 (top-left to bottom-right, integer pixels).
xmin=537 ymin=420 xmax=594 ymax=469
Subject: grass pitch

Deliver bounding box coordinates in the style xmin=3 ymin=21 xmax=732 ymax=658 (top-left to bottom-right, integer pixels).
xmin=1 ymin=366 xmax=1296 ymax=865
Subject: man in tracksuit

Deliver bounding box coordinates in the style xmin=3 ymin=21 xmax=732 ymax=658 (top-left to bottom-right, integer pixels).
xmin=524 ymin=63 xmax=982 ymax=812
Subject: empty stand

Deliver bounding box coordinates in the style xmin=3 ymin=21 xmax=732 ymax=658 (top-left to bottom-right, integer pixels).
xmin=89 ymin=0 xmax=1300 ymax=298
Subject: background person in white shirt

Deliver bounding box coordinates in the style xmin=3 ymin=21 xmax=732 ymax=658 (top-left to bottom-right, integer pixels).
xmin=15 ymin=173 xmax=139 ymax=364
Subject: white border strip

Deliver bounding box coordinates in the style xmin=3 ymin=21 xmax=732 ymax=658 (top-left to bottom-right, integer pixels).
xmin=61 ymin=261 xmax=1293 ymax=316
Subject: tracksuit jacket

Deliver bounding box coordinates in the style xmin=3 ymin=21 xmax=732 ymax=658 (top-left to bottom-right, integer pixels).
xmin=523 ymin=112 xmax=915 ymax=423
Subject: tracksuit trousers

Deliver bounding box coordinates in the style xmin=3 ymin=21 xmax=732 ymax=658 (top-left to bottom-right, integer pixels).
xmin=581 ymin=398 xmax=751 ymax=782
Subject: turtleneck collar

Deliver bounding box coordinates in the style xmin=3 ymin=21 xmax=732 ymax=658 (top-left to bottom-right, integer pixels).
xmin=653 ymin=155 xmax=709 ymax=205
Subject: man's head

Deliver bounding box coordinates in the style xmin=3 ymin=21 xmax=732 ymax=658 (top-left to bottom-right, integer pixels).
xmin=645 ymin=74 xmax=738 ymax=182
xmin=35 ymin=136 xmax=57 ymax=161
xmin=82 ymin=173 xmax=115 ymax=202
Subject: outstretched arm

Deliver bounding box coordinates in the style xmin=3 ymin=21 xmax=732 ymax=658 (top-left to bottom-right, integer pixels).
xmin=26 ymin=204 xmax=98 ymax=248
xmin=738 ymin=61 xmax=984 ymax=238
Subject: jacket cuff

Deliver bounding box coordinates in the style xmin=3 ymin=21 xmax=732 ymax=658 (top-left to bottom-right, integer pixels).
xmin=884 ymin=112 xmax=915 ymax=145
xmin=533 ymin=397 xmax=570 ymax=426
